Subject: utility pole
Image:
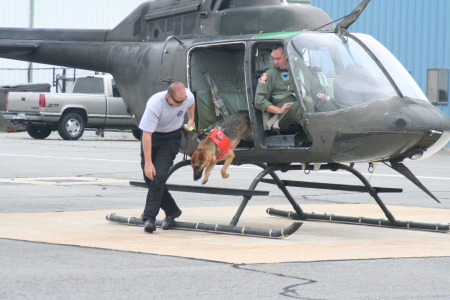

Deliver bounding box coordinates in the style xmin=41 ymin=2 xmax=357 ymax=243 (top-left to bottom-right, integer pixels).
xmin=28 ymin=0 xmax=35 ymax=83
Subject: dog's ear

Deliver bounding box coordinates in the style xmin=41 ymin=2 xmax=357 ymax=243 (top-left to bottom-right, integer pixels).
xmin=190 ymin=151 xmax=198 ymax=163
xmin=196 ymin=150 xmax=214 ymax=166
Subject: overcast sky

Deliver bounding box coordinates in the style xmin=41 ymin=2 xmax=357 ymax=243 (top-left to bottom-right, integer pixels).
xmin=0 ymin=0 xmax=145 ymax=29
xmin=0 ymin=0 xmax=147 ymax=86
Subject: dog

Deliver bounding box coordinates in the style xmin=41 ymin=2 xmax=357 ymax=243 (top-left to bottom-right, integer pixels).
xmin=191 ymin=110 xmax=252 ymax=184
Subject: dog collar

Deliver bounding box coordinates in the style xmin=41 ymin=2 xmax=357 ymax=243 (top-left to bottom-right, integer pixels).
xmin=206 ymin=128 xmax=232 ymax=159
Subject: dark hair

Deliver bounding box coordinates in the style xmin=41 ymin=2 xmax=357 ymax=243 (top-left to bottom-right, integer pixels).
xmin=271 ymin=43 xmax=284 ymax=52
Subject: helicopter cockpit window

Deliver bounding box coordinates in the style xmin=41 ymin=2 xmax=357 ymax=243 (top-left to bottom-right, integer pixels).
xmin=354 ymin=33 xmax=428 ymax=102
xmin=287 ymin=33 xmax=399 ymax=112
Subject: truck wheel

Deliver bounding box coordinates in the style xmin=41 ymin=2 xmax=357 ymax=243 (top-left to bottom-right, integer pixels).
xmin=131 ymin=129 xmax=142 ymax=140
xmin=26 ymin=125 xmax=52 ymax=139
xmin=57 ymin=113 xmax=85 ymax=140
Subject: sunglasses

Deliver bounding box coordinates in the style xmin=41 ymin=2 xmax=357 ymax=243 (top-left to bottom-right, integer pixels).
xmin=170 ymin=94 xmax=186 ymax=104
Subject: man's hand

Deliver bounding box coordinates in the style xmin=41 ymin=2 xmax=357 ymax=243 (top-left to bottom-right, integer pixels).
xmin=144 ymin=161 xmax=156 ymax=180
xmin=279 ymin=102 xmax=293 ymax=113
xmin=316 ymin=93 xmax=327 ymax=102
xmin=266 ymin=102 xmax=293 ymax=115
xmin=183 ymin=123 xmax=195 ymax=131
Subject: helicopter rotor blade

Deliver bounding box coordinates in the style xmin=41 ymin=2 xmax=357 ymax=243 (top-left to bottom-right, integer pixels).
xmin=334 ymin=0 xmax=371 ymax=34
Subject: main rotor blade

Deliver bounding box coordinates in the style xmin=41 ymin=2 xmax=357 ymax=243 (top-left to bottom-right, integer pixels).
xmin=334 ymin=0 xmax=371 ymax=34
xmin=389 ymin=161 xmax=440 ymax=203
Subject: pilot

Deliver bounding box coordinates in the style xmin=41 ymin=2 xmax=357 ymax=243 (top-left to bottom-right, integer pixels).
xmin=139 ymin=82 xmax=195 ymax=233
xmin=310 ymin=66 xmax=340 ymax=112
xmin=254 ymin=44 xmax=326 ymax=140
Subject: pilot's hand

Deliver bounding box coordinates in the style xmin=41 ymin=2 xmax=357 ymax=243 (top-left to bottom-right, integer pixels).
xmin=279 ymin=102 xmax=293 ymax=114
xmin=316 ymin=93 xmax=327 ymax=102
xmin=144 ymin=162 xmax=156 ymax=180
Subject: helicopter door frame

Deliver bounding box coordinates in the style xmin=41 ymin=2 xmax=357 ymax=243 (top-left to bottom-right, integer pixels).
xmin=186 ymin=42 xmax=251 ymax=131
xmin=248 ymin=40 xmax=311 ymax=149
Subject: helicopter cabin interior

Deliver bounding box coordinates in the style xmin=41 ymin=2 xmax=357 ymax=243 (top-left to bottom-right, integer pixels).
xmin=188 ymin=41 xmax=310 ymax=150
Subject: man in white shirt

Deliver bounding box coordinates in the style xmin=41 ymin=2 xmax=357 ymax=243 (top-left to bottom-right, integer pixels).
xmin=139 ymin=82 xmax=195 ymax=233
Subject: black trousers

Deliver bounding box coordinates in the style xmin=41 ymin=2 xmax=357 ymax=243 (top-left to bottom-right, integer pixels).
xmin=140 ymin=129 xmax=181 ymax=222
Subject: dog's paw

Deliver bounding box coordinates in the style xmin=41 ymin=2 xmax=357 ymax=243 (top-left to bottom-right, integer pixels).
xmin=221 ymin=173 xmax=229 ymax=179
xmin=201 ymin=179 xmax=208 ymax=185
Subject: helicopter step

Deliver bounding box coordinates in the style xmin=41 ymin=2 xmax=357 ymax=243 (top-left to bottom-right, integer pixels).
xmin=129 ymin=181 xmax=270 ymax=197
xmin=260 ymin=179 xmax=403 ymax=193
xmin=105 ymin=213 xmax=302 ymax=238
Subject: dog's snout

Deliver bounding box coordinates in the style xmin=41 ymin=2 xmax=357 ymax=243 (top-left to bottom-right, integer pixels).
xmin=193 ymin=166 xmax=204 ymax=181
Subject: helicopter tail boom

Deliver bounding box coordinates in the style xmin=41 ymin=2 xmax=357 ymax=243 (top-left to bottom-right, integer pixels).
xmin=0 ymin=27 xmax=110 ymax=70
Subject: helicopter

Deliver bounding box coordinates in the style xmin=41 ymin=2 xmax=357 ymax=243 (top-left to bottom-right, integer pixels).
xmin=2 ymin=0 xmax=450 ymax=237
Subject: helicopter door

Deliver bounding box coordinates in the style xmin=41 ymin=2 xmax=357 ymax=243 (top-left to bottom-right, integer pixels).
xmin=251 ymin=42 xmax=310 ymax=149
xmin=159 ymin=38 xmax=186 ymax=90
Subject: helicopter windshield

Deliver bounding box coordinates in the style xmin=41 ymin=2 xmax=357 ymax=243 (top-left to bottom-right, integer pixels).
xmin=287 ymin=32 xmax=427 ymax=113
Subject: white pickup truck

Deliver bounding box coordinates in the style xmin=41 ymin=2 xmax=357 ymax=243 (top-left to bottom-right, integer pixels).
xmin=1 ymin=75 xmax=140 ymax=140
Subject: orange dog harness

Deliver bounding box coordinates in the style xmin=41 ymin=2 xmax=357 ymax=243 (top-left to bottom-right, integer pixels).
xmin=206 ymin=128 xmax=232 ymax=159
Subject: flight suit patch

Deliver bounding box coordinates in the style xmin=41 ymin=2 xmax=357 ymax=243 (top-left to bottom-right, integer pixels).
xmin=259 ymin=72 xmax=268 ymax=84
xmin=280 ymin=72 xmax=290 ymax=81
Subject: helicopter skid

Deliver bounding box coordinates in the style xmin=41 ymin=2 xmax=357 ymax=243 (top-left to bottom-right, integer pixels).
xmin=266 ymin=208 xmax=449 ymax=231
xmin=261 ymin=163 xmax=450 ymax=232
xmin=105 ymin=213 xmax=302 ymax=238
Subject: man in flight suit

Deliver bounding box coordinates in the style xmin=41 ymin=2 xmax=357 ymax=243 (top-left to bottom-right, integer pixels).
xmin=254 ymin=44 xmax=326 ymax=140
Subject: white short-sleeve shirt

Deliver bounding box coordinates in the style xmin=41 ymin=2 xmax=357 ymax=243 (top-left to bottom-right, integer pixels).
xmin=139 ymin=88 xmax=195 ymax=133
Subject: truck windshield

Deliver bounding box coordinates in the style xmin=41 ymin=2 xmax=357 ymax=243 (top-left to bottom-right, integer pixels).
xmin=287 ymin=32 xmax=426 ymax=113
xmin=73 ymin=77 xmax=104 ymax=94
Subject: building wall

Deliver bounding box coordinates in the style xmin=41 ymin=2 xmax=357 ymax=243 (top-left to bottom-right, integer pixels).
xmin=312 ymin=0 xmax=450 ymax=148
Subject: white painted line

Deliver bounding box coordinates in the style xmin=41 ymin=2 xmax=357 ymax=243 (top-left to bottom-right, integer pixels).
xmin=0 ymin=153 xmax=139 ymax=163
xmin=0 ymin=177 xmax=130 ymax=185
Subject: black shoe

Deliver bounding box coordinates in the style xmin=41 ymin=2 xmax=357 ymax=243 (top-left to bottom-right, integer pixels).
xmin=144 ymin=220 xmax=156 ymax=233
xmin=162 ymin=210 xmax=182 ymax=230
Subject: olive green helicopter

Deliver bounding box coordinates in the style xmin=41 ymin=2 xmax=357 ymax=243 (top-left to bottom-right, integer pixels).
xmin=2 ymin=0 xmax=449 ymax=237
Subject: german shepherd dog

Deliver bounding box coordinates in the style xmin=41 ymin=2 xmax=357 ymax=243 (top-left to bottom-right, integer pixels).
xmin=191 ymin=110 xmax=252 ymax=184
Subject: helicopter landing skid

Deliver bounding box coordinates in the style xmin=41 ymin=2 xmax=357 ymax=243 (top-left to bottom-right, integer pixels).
xmin=263 ymin=163 xmax=449 ymax=232
xmin=105 ymin=213 xmax=302 ymax=238
xmin=105 ymin=161 xmax=302 ymax=238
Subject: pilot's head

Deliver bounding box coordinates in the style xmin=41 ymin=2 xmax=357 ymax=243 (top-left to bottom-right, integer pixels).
xmin=271 ymin=44 xmax=287 ymax=71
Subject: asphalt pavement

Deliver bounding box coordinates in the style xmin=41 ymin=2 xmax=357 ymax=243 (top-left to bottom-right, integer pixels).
xmin=1 ymin=130 xmax=449 ymax=299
